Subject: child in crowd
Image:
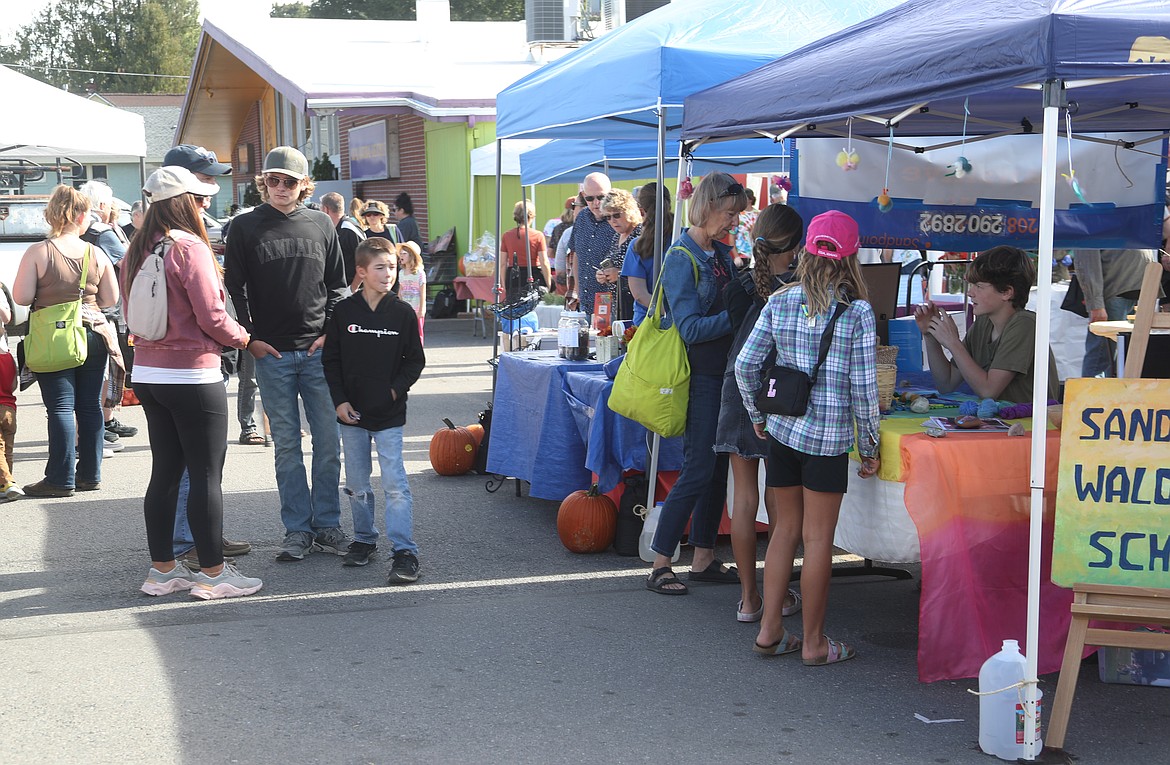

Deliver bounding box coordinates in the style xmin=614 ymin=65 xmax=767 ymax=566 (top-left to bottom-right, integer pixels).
xmin=0 ymin=286 xmax=21 ymax=501
xmin=913 ymin=245 xmax=1059 ymax=404
xmin=323 ymin=237 xmax=426 ymax=584
xmin=396 ymin=241 xmax=427 ymax=345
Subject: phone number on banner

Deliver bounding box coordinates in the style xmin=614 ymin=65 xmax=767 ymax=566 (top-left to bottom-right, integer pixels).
xmin=918 ymin=212 xmax=1040 ymax=236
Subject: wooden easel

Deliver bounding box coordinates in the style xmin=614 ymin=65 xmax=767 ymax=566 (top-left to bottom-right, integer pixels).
xmin=1046 ymin=261 xmax=1170 ymax=750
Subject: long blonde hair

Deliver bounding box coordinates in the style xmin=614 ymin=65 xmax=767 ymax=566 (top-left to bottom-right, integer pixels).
xmin=398 ymin=242 xmax=424 ymax=274
xmin=782 ymin=252 xmax=869 ymax=316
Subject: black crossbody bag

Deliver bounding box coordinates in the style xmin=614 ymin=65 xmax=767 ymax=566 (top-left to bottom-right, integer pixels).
xmin=756 ymin=301 xmax=848 ymax=416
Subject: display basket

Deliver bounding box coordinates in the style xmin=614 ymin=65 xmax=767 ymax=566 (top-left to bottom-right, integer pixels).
xmin=876 ymin=345 xmax=900 ymax=367
xmin=488 ymin=288 xmax=543 ymax=321
xmin=877 ymin=363 xmax=897 ymax=411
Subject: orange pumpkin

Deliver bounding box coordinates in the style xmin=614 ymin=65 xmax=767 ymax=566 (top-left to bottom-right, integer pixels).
xmin=465 ymin=423 xmax=485 ymax=448
xmin=429 ymin=418 xmax=477 ymax=476
xmin=556 ymin=484 xmax=617 ymax=554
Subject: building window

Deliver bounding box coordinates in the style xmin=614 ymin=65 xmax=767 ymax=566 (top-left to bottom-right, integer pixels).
xmin=237 ymin=144 xmax=255 ymax=174
xmin=91 ymin=165 xmax=108 ymax=180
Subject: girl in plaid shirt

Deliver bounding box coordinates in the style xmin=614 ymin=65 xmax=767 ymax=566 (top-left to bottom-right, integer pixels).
xmin=734 ymin=210 xmax=880 ymax=666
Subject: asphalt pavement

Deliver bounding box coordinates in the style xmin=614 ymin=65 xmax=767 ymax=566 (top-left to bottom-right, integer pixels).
xmin=0 ymin=318 xmax=1165 ymax=764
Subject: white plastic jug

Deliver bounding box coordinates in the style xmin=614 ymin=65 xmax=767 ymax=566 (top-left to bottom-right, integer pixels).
xmin=978 ymin=639 xmax=1043 ymax=760
xmin=637 ymin=503 xmax=680 ymax=564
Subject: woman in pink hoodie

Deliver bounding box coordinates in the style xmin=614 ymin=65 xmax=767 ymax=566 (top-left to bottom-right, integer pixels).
xmin=121 ymin=166 xmax=262 ymax=601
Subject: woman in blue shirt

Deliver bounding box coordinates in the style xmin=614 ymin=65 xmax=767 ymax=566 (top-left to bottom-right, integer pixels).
xmin=619 ymin=183 xmax=673 ymax=326
xmin=734 ymin=210 xmax=881 ymax=665
xmin=645 ymin=173 xmax=745 ymax=596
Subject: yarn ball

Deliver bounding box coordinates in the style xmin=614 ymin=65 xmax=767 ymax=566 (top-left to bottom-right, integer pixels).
xmin=910 ymin=397 xmax=931 ymax=414
xmin=958 ymin=400 xmax=979 ymax=416
xmin=977 ymin=398 xmax=1000 ymax=420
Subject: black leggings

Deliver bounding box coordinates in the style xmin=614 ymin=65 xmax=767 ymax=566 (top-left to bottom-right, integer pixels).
xmin=136 ymin=381 xmax=228 ymax=568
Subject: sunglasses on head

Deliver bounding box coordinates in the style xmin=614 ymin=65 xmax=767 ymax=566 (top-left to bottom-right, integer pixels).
xmin=717 ymin=182 xmax=746 ymax=199
xmin=263 ymin=175 xmax=300 ymax=189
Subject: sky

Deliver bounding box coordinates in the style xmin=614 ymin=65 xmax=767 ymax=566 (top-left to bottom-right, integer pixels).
xmin=0 ymin=0 xmax=277 ymax=43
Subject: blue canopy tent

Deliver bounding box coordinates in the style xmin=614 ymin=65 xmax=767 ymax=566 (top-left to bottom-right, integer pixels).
xmin=518 ymin=137 xmax=791 ymax=186
xmin=682 ymin=0 xmax=1170 ymax=756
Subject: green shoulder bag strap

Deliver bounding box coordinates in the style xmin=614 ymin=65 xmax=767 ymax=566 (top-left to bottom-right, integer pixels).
xmin=646 ymin=244 xmax=701 ymax=320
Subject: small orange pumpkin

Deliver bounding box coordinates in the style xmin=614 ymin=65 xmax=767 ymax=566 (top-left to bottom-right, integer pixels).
xmin=429 ymin=418 xmax=477 ymax=476
xmin=466 ymin=423 xmax=485 ymax=448
xmin=556 ymin=483 xmax=617 ymax=554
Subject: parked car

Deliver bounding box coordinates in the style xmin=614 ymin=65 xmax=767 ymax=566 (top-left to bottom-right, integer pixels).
xmin=0 ymin=195 xmax=46 ymax=331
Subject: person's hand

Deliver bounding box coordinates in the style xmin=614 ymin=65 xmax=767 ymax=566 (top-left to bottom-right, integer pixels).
xmin=1088 ymin=307 xmax=1108 ymax=323
xmin=307 ymin=334 xmax=326 ymax=356
xmin=752 ymin=421 xmax=768 ymax=440
xmin=925 ymin=310 xmax=961 ymax=350
xmin=596 ymin=267 xmax=620 ymax=285
xmin=857 ymin=455 xmax=880 ymax=479
xmin=248 ymin=339 xmax=282 ymax=359
xmin=913 ymin=300 xmax=941 ymax=335
xmin=336 ymin=402 xmax=360 ymax=424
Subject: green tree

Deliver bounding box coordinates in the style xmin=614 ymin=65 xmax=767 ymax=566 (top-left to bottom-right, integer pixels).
xmin=0 ymin=0 xmax=199 ymax=94
xmin=269 ymin=0 xmax=522 ymax=21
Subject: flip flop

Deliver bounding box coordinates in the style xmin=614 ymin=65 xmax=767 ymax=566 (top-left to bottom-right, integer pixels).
xmin=753 ymin=629 xmax=802 ymax=656
xmin=781 ymin=589 xmax=802 ymax=617
xmin=737 ymin=598 xmax=763 ymax=623
xmin=688 ymin=559 xmax=740 ymax=583
xmin=646 ymin=566 xmax=688 ymax=596
xmin=803 ymin=637 xmax=857 ymax=666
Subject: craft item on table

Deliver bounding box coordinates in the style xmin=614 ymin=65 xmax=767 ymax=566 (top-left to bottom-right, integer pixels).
xmin=955 ymin=415 xmax=983 ymax=429
xmin=997 ymin=399 xmax=1060 ymax=420
xmin=910 ymin=397 xmax=931 ymax=414
xmin=958 ymin=400 xmax=979 ymax=416
xmin=1007 ymin=422 xmax=1026 ymax=437
xmin=1060 ymin=110 xmax=1089 ymax=204
xmin=977 ymin=398 xmax=1000 ymax=420
xmin=596 ymin=335 xmax=622 ymax=363
xmin=927 ymin=415 xmax=1012 ymax=433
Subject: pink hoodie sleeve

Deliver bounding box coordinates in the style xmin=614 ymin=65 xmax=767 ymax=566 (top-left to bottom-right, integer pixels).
xmin=171 ymin=236 xmax=249 ymax=349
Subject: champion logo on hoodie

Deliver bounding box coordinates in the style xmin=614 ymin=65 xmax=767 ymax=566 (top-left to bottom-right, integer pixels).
xmin=347 ymin=324 xmax=400 ymax=338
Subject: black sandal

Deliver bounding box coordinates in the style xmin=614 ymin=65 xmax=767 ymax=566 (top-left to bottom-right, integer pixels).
xmin=238 ymin=430 xmax=265 ymax=445
xmin=645 ymin=566 xmax=688 ymax=596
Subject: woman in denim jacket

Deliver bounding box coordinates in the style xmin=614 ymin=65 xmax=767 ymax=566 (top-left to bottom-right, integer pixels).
xmin=645 ymin=172 xmax=747 ymax=596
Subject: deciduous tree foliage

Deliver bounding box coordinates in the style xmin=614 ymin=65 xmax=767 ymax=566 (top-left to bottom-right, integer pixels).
xmin=270 ymin=0 xmax=523 ymax=22
xmin=0 ymin=0 xmax=199 ymax=94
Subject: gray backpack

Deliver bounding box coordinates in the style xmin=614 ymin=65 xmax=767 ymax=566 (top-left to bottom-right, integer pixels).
xmin=126 ymin=235 xmax=172 ymax=341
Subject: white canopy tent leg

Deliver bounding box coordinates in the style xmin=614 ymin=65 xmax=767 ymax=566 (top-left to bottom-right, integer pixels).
xmin=1022 ymin=78 xmax=1062 ymax=761
xmin=492 ymin=139 xmax=503 ymax=367
xmin=646 ymin=103 xmax=670 ymax=518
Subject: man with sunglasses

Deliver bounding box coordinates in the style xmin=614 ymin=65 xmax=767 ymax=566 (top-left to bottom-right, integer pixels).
xmin=566 ymin=172 xmax=618 ymax=315
xmin=225 ymin=146 xmax=350 ymax=563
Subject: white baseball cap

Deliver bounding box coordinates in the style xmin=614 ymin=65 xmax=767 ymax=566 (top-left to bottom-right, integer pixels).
xmin=144 ymin=166 xmax=221 ymax=202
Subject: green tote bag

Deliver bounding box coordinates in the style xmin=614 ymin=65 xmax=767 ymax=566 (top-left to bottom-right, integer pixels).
xmin=608 ymin=248 xmax=697 ymax=438
xmin=26 ymin=246 xmax=90 ymax=374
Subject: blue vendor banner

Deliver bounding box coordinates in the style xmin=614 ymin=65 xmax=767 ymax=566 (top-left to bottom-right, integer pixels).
xmin=790 ymin=133 xmax=1167 ymax=252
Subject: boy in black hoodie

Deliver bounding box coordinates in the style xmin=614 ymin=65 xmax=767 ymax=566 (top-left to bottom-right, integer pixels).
xmin=323 ymin=237 xmax=426 ymax=582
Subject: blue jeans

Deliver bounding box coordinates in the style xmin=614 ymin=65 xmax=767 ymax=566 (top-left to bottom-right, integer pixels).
xmin=253 ymin=350 xmax=341 ymax=534
xmin=173 ymin=471 xmax=193 ymax=557
xmin=340 ymin=423 xmax=416 ymax=553
xmin=36 ymin=330 xmax=108 ymax=488
xmin=1082 ymin=296 xmax=1136 ymax=377
xmin=651 ymin=373 xmax=728 ymax=556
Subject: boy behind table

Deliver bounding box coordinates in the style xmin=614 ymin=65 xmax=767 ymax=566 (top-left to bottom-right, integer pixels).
xmin=323 ymin=237 xmax=426 ymax=583
xmin=913 ymin=245 xmax=1059 ymax=404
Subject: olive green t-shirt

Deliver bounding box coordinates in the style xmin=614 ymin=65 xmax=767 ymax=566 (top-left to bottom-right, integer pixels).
xmin=962 ymin=310 xmax=1060 ymax=404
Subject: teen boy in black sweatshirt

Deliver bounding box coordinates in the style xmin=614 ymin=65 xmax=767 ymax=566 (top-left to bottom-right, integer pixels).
xmin=323 ymin=237 xmax=426 ymax=582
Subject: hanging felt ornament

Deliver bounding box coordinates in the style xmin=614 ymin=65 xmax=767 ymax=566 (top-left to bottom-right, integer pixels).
xmin=1060 ymin=110 xmax=1089 ymax=204
xmin=945 ymin=98 xmax=974 ymax=179
xmin=773 ymin=175 xmax=792 ymax=192
xmin=877 ymin=126 xmax=894 ymax=213
xmin=837 ymin=117 xmax=860 ymax=171
xmin=678 ymin=175 xmax=693 ymax=200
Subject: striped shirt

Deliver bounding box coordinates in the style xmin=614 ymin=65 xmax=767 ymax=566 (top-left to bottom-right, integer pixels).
xmin=734 ymin=285 xmax=881 ymax=458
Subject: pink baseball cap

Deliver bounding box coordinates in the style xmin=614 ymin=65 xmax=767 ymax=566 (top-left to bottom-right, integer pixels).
xmin=805 ymin=210 xmax=860 ymax=260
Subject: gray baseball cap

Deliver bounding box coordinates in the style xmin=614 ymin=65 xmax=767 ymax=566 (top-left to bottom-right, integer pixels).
xmin=163 ymin=144 xmax=232 ymax=176
xmin=262 ymin=146 xmax=309 ymax=180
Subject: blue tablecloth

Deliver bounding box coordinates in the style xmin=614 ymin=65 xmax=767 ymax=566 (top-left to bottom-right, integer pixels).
xmin=487 ymin=351 xmax=604 ymax=501
xmin=563 ymin=371 xmax=684 ymax=494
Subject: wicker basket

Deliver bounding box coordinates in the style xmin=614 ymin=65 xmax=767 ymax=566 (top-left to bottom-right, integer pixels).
xmin=877 ymin=364 xmax=898 ymax=412
xmin=464 ymin=259 xmax=495 ymax=277
xmin=876 ymin=345 xmax=900 ymax=367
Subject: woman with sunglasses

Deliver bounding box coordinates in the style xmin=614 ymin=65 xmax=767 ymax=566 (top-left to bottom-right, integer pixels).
xmin=734 ymin=211 xmax=881 ymax=665
xmin=128 ymin=166 xmax=261 ymax=599
xmin=645 ymin=172 xmax=746 ymax=596
xmin=715 ymin=204 xmax=805 ymax=623
xmin=594 ymin=189 xmax=643 ymax=322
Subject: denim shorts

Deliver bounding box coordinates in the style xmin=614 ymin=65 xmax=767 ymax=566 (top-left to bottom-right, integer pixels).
xmin=765 ymin=435 xmax=849 ymax=494
xmin=713 ymin=369 xmax=768 ymax=460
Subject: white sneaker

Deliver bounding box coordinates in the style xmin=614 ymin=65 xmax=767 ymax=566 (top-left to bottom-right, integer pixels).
xmin=141 ymin=562 xmax=198 ymax=596
xmin=0 ymin=482 xmax=24 ymax=502
xmin=190 ymin=563 xmax=263 ymax=600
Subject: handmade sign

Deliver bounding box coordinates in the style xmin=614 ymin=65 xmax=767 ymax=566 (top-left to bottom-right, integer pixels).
xmin=1053 ymin=377 xmax=1170 ymax=587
